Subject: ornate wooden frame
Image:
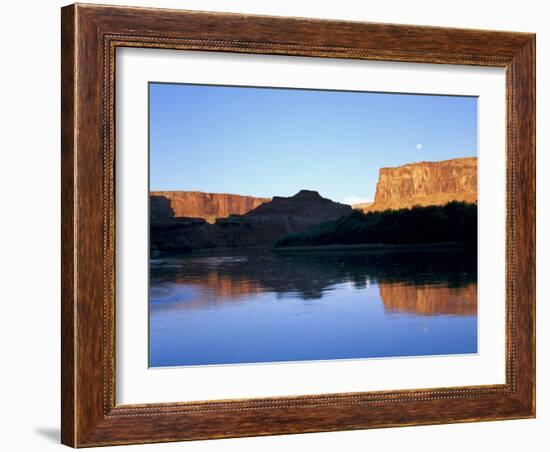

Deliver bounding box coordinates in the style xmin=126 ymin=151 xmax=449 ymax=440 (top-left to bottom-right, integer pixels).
xmin=61 ymin=3 xmax=535 ymax=447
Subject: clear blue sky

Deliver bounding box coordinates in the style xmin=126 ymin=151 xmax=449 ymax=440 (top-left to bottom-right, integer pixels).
xmin=149 ymin=83 xmax=477 ymax=204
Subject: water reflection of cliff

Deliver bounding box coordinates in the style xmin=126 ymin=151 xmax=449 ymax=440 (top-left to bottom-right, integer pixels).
xmin=151 ymin=248 xmax=477 ymax=316
xmin=379 ymin=282 xmax=476 ymax=316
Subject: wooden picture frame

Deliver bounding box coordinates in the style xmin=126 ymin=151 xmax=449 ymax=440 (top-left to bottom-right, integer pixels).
xmin=61 ymin=3 xmax=535 ymax=447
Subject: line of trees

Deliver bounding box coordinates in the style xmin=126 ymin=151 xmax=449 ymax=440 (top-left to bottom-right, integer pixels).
xmin=274 ymin=202 xmax=477 ymax=248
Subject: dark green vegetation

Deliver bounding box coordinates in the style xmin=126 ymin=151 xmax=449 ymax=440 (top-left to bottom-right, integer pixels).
xmin=274 ymin=202 xmax=477 ymax=248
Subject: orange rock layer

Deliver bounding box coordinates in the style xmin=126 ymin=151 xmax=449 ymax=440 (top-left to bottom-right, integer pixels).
xmin=356 ymin=157 xmax=477 ymax=212
xmin=150 ymin=191 xmax=270 ymax=223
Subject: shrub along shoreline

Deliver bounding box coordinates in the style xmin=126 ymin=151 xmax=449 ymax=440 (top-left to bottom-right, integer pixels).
xmin=274 ymin=202 xmax=477 ymax=249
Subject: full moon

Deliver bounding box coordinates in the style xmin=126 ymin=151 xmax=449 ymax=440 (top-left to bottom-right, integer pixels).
xmin=416 ymin=143 xmax=423 ymax=150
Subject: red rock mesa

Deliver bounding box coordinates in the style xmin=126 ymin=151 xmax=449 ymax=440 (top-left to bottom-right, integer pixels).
xmin=150 ymin=191 xmax=270 ymax=224
xmin=354 ymin=157 xmax=477 ymax=212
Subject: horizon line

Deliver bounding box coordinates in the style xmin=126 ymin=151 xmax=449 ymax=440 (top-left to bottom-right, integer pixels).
xmin=149 ymin=156 xmax=477 ymax=203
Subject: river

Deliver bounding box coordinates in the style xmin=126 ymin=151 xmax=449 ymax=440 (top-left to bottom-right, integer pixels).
xmin=149 ymin=247 xmax=477 ymax=367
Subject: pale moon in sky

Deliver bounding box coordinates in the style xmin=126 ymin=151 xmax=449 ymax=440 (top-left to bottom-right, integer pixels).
xmin=416 ymin=143 xmax=423 ymax=150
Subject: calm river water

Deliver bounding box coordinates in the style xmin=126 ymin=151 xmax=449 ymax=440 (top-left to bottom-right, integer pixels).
xmin=149 ymin=248 xmax=477 ymax=367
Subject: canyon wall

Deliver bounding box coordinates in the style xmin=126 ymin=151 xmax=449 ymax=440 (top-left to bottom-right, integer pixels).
xmin=356 ymin=157 xmax=477 ymax=212
xmin=150 ymin=190 xmax=352 ymax=252
xmin=150 ymin=191 xmax=270 ymax=223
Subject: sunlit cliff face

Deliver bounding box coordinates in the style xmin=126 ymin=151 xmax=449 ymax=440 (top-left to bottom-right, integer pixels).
xmin=355 ymin=157 xmax=477 ymax=212
xmin=150 ymin=191 xmax=270 ymax=223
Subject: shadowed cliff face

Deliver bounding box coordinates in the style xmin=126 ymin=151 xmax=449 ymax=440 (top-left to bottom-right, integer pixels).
xmin=150 ymin=195 xmax=175 ymax=218
xmin=150 ymin=191 xmax=270 ymax=224
xmin=355 ymin=157 xmax=477 ymax=212
xmin=151 ymin=190 xmax=352 ymax=252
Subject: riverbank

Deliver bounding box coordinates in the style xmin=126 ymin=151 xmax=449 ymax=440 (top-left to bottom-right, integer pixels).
xmin=151 ymin=241 xmax=475 ymax=259
xmin=272 ymin=241 xmax=473 ymax=253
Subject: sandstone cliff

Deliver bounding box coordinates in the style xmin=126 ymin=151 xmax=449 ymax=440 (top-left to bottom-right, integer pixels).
xmin=151 ymin=190 xmax=352 ymax=252
xmin=355 ymin=157 xmax=477 ymax=212
xmin=150 ymin=191 xmax=270 ymax=224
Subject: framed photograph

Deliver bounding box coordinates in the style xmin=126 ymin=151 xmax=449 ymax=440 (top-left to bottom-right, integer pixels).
xmin=61 ymin=3 xmax=535 ymax=447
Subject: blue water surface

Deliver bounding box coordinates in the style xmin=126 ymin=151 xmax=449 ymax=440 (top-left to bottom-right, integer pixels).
xmin=149 ymin=248 xmax=477 ymax=367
